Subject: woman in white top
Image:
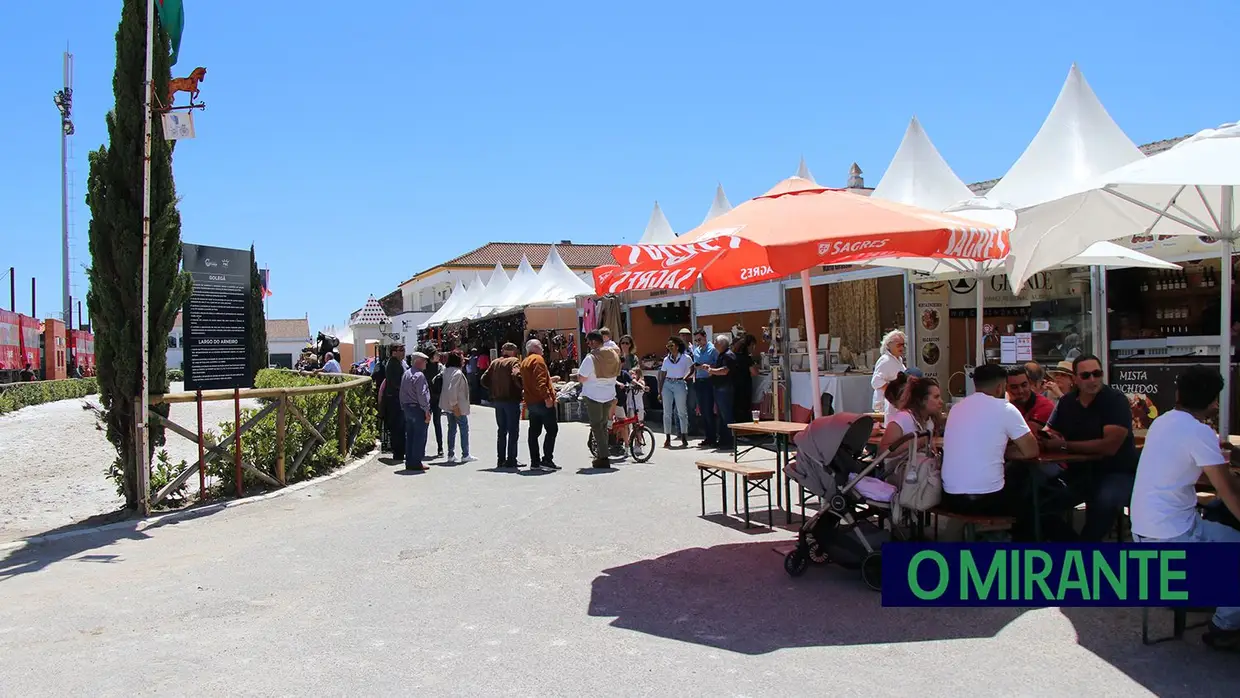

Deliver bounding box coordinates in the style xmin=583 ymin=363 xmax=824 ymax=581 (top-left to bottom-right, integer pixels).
xmin=877 ymin=373 xmax=943 ymax=458
xmin=658 ymin=335 xmax=693 ymax=448
xmin=871 ymin=329 xmax=907 ymax=425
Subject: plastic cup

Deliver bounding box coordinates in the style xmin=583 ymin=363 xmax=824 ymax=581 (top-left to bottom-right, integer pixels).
xmin=751 ymin=410 xmax=760 ymax=423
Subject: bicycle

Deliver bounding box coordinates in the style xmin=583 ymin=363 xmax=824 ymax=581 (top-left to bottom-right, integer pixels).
xmin=587 ymin=383 xmax=656 ymax=463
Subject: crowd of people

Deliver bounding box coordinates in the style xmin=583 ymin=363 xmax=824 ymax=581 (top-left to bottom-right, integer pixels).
xmin=874 ymin=355 xmax=1240 ymax=649
xmin=373 ymin=339 xmax=563 ymax=471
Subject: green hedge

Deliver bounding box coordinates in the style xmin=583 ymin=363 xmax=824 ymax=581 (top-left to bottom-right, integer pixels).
xmin=206 ymin=369 xmax=377 ymax=493
xmin=0 ymin=377 xmax=99 ymax=415
xmin=168 ymin=368 xmax=184 ymax=382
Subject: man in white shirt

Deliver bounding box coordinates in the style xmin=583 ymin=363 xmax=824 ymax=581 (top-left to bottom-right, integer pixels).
xmin=941 ymin=363 xmax=1040 ymax=536
xmin=577 ymin=330 xmax=618 ymax=469
xmin=1130 ymin=365 xmax=1240 ymax=650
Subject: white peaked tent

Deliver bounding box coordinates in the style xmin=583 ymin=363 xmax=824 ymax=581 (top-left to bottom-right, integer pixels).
xmin=638 ymin=202 xmax=677 ymax=244
xmin=466 ymin=263 xmax=512 ymax=320
xmin=866 ymin=115 xmax=1175 ymax=367
xmin=796 ymin=156 xmax=816 ymax=184
xmin=491 ymin=255 xmax=540 ymax=316
xmin=418 ymin=280 xmax=468 ymax=330
xmin=527 ymin=246 xmax=594 ymax=306
xmin=984 ymin=64 xmax=1144 ymax=211
xmin=351 ymin=296 xmax=390 ymax=327
xmin=439 ymin=272 xmax=489 ymax=325
xmin=871 ymin=117 xmax=974 ymax=210
xmin=703 ymin=183 xmax=732 ymax=224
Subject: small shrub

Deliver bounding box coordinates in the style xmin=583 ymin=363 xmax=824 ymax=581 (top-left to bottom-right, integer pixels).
xmin=0 ymin=377 xmax=99 ymax=415
xmin=168 ymin=369 xmax=184 ymax=382
xmin=208 ymin=370 xmax=376 ymax=494
xmin=106 ymin=448 xmax=188 ymax=510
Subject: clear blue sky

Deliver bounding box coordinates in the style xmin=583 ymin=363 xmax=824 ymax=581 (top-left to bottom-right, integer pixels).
xmin=3 ymin=1 xmax=1238 ymax=332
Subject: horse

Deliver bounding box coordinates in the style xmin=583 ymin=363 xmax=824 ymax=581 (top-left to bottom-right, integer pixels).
xmin=167 ymin=67 xmax=207 ymax=106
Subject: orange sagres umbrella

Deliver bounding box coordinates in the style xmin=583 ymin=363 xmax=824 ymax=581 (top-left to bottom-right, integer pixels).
xmin=594 ymin=177 xmax=1012 ymax=294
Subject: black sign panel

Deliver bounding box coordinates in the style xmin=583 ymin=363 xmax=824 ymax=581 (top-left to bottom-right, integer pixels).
xmin=182 ymin=244 xmax=252 ymax=391
xmin=1112 ymin=363 xmax=1240 ymax=433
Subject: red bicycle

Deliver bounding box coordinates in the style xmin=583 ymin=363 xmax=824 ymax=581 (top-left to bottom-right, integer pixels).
xmin=587 ymin=384 xmax=656 ymax=462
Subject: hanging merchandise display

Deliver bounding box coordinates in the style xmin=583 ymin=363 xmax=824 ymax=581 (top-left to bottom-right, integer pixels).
xmin=599 ymin=295 xmax=624 ymax=334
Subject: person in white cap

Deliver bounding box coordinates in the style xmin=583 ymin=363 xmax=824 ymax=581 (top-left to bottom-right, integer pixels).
xmin=399 ymin=351 xmax=433 ymax=471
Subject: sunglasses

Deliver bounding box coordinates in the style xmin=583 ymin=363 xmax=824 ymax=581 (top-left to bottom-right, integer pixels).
xmin=1078 ymin=370 xmax=1104 ymax=380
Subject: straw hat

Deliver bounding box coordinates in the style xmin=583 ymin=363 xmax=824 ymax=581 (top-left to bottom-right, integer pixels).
xmin=1047 ymin=360 xmax=1075 ymax=376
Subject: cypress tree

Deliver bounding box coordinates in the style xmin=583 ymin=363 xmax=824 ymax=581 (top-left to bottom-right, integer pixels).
xmin=85 ymin=0 xmax=192 ymax=509
xmin=248 ymin=245 xmax=269 ymax=383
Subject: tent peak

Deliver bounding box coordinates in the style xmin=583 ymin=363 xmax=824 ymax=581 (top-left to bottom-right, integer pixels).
xmin=638 ymin=201 xmax=677 ymax=244
xmin=703 ymin=183 xmax=733 ymax=224
xmin=984 ymin=63 xmax=1142 ymax=210
xmin=871 ymin=117 xmax=973 ymax=210
xmin=796 ymin=156 xmax=816 ymax=184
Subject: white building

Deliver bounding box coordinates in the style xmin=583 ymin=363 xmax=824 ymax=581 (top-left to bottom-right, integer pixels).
xmin=168 ymin=315 xmax=312 ymax=370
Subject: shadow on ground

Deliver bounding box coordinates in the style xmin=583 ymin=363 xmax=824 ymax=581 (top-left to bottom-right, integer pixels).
xmin=0 ymin=504 xmax=222 ymax=581
xmin=588 ymin=542 xmax=1240 ymax=695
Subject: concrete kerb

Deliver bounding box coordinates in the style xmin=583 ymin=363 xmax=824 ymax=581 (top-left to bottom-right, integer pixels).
xmin=0 ymin=448 xmax=383 ymax=555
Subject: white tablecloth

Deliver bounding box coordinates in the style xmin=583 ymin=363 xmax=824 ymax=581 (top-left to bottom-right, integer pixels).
xmin=789 ymin=372 xmax=872 ymax=414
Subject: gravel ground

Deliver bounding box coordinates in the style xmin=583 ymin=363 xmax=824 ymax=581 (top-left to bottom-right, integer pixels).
xmin=0 ymin=383 xmax=260 ymax=542
xmin=1 ymin=409 xmax=1237 ymax=696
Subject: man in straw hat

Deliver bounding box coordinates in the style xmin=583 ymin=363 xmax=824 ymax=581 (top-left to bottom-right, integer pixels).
xmin=1045 ymin=360 xmax=1075 ymax=403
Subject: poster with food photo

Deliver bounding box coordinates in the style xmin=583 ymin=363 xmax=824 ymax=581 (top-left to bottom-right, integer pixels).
xmin=914 ymin=282 xmax=950 ymax=384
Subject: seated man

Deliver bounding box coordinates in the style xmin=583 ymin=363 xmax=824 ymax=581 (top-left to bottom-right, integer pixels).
xmin=1007 ymin=366 xmax=1054 ymax=432
xmin=1130 ymin=365 xmax=1240 ymax=651
xmin=1042 ymin=355 xmax=1140 ymax=542
xmin=941 ymin=364 xmax=1040 ymax=535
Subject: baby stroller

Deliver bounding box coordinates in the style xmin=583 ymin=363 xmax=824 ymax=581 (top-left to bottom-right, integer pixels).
xmin=782 ymin=413 xmax=913 ymax=590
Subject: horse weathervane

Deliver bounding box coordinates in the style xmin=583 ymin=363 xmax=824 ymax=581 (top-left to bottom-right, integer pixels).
xmin=159 ymin=66 xmax=207 ymax=112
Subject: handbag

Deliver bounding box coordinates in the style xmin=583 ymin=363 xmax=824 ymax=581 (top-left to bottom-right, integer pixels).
xmin=894 ymin=428 xmax=942 ymax=515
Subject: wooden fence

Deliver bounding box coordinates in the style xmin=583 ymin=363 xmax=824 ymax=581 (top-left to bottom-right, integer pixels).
xmin=147 ymin=372 xmax=371 ymax=509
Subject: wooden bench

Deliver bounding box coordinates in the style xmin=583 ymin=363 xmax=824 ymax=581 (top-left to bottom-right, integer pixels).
xmin=697 ymin=460 xmax=775 ymax=529
xmin=928 ymin=508 xmax=1017 ymax=542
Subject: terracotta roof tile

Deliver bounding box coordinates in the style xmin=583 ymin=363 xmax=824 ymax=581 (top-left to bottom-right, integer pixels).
xmin=267 ymin=318 xmax=311 ymax=340
xmin=401 ymin=242 xmax=615 ymax=286
xmin=967 ymin=135 xmax=1192 ymax=196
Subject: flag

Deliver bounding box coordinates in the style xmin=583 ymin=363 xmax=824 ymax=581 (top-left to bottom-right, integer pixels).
xmin=260 ymin=268 xmax=272 ymax=298
xmin=156 ymin=0 xmax=185 ymax=66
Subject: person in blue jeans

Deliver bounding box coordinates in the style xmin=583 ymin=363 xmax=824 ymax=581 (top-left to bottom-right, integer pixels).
xmin=690 ymin=329 xmax=719 ymax=447
xmin=703 ymin=334 xmax=737 ymax=450
xmin=1128 ymin=365 xmax=1240 ymax=651
xmin=658 ymin=336 xmax=693 ymax=449
xmin=399 ymin=352 xmax=433 ymax=471
xmin=439 ymin=351 xmax=475 ymax=463
xmin=482 ymin=342 xmax=524 ymax=468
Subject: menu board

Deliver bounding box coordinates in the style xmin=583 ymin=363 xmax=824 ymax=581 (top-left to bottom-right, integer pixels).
xmin=182 ymin=244 xmax=252 ymax=391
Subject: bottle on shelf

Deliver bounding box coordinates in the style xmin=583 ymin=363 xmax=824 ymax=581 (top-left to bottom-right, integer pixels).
xmin=1156 ymin=270 xmax=1165 ymax=291
xmin=1140 ymin=275 xmax=1149 ymax=292
xmin=1180 ymin=270 xmax=1188 ymax=289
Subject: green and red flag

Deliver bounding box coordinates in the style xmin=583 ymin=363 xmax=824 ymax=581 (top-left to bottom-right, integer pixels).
xmin=156 ymin=0 xmax=185 ymax=66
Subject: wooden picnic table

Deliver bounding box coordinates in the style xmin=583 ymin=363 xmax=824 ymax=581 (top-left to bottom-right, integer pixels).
xmin=728 ymin=420 xmax=806 ymax=525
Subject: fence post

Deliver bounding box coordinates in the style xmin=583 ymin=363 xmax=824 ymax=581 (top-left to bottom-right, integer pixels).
xmin=337 ymin=390 xmax=347 ymax=457
xmin=275 ymin=392 xmax=287 ymax=485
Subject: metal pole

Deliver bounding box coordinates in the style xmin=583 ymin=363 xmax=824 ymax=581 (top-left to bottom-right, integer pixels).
xmin=975 ymin=276 xmax=984 ymax=368
xmin=9 ymin=267 xmax=14 ymax=311
xmin=31 ymin=277 xmax=36 ymax=318
xmin=137 ymin=0 xmax=156 ymax=516
xmin=800 ymin=270 xmax=821 ymax=419
xmin=1219 ymin=186 xmax=1234 ymax=435
xmin=903 ymin=271 xmax=916 ymax=369
xmin=60 ymin=52 xmax=73 ymax=328
xmin=196 ymin=390 xmax=205 ymax=500
xmin=1091 ymin=266 xmax=1109 ymax=380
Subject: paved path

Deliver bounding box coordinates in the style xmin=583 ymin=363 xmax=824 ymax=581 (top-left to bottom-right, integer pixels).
xmin=1 ymin=409 xmax=1237 ymax=696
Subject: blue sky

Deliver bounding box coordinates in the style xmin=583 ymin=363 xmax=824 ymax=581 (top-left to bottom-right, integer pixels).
xmin=3 ymin=1 xmax=1238 ymax=332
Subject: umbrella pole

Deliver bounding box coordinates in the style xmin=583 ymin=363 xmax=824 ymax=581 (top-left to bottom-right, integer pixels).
xmin=800 ymin=270 xmax=822 ymax=420
xmin=903 ymin=271 xmax=916 ymax=370
xmin=1221 ymin=185 xmax=1234 ymax=435
xmin=975 ymin=274 xmax=984 ymax=368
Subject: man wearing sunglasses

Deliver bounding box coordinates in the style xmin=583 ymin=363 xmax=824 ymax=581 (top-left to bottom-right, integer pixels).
xmin=1042 ymin=354 xmax=1140 ymax=541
